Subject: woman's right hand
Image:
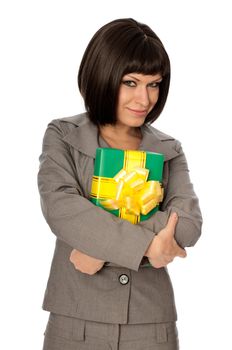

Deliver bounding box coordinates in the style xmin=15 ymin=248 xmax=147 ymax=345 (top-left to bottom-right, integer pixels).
xmin=70 ymin=249 xmax=105 ymax=275
xmin=145 ymin=213 xmax=187 ymax=268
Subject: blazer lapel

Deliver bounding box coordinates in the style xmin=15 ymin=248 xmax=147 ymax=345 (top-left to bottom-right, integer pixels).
xmin=140 ymin=124 xmax=180 ymax=161
xmin=63 ymin=115 xmax=100 ymax=158
xmin=62 ymin=114 xmax=179 ymax=162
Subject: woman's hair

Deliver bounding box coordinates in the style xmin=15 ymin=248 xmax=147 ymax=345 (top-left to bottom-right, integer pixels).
xmin=78 ymin=18 xmax=170 ymax=126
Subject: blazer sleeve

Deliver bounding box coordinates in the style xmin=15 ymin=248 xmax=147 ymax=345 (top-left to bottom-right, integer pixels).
xmin=37 ymin=120 xmax=156 ymax=271
xmin=139 ymin=143 xmax=203 ymax=248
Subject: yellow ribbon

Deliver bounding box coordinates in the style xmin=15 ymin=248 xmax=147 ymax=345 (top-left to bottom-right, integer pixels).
xmin=100 ymin=167 xmax=163 ymax=217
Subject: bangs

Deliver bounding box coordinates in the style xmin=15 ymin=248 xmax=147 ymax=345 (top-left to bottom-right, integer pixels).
xmin=122 ymin=38 xmax=170 ymax=77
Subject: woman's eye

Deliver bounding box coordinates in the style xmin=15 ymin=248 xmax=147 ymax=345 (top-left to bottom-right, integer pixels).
xmin=149 ymin=82 xmax=160 ymax=88
xmin=122 ymin=80 xmax=136 ymax=87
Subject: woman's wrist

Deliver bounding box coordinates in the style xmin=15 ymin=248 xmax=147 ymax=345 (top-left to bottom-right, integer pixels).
xmin=144 ymin=236 xmax=157 ymax=258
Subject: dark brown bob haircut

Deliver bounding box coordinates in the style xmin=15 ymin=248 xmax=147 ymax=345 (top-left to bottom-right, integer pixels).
xmin=78 ymin=18 xmax=170 ymax=126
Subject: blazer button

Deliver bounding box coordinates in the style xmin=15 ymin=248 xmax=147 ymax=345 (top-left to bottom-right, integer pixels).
xmin=119 ymin=274 xmax=129 ymax=285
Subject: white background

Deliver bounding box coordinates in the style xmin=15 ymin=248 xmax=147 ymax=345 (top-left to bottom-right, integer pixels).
xmin=1 ymin=0 xmax=231 ymax=349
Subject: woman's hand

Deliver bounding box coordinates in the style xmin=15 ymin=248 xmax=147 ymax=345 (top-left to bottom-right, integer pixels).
xmin=69 ymin=249 xmax=105 ymax=275
xmin=145 ymin=213 xmax=187 ymax=268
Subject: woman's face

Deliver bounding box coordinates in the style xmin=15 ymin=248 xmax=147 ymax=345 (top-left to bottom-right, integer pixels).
xmin=116 ymin=72 xmax=162 ymax=128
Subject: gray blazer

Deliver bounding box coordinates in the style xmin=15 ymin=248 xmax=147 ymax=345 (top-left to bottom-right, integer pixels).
xmin=37 ymin=113 xmax=202 ymax=324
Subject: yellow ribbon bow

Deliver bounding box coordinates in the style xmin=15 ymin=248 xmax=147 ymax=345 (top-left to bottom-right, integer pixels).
xmin=100 ymin=167 xmax=163 ymax=217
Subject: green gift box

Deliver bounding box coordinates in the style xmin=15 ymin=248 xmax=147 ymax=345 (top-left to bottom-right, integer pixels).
xmin=90 ymin=148 xmax=164 ymax=267
xmin=90 ymin=148 xmax=164 ymax=224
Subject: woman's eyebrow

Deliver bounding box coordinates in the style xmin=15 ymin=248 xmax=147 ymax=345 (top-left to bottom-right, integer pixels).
xmin=125 ymin=74 xmax=162 ymax=82
xmin=126 ymin=75 xmax=140 ymax=81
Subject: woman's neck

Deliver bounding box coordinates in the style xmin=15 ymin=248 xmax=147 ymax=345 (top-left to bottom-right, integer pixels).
xmin=99 ymin=124 xmax=141 ymax=140
xmin=99 ymin=124 xmax=142 ymax=150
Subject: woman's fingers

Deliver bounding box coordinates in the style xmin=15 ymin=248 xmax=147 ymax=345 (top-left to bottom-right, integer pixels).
xmin=165 ymin=213 xmax=187 ymax=259
xmin=176 ymin=246 xmax=187 ymax=258
xmin=165 ymin=212 xmax=178 ymax=235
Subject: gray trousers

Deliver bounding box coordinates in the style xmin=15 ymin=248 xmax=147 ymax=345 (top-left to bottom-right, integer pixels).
xmin=43 ymin=313 xmax=179 ymax=350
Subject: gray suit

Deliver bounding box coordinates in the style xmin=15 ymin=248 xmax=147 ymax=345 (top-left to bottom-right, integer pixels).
xmin=38 ymin=113 xmax=202 ymax=324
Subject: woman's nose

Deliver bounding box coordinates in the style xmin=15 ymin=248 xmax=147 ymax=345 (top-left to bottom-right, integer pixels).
xmin=135 ymin=87 xmax=150 ymax=107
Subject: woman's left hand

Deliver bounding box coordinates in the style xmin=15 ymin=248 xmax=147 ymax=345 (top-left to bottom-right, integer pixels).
xmin=69 ymin=249 xmax=105 ymax=275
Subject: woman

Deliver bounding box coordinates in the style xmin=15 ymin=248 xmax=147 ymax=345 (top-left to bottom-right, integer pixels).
xmin=38 ymin=18 xmax=202 ymax=350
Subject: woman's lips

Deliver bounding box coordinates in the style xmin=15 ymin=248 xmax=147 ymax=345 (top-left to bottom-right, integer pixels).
xmin=127 ymin=108 xmax=147 ymax=116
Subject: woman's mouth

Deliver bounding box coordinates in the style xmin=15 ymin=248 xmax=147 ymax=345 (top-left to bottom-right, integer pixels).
xmin=127 ymin=108 xmax=147 ymax=117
